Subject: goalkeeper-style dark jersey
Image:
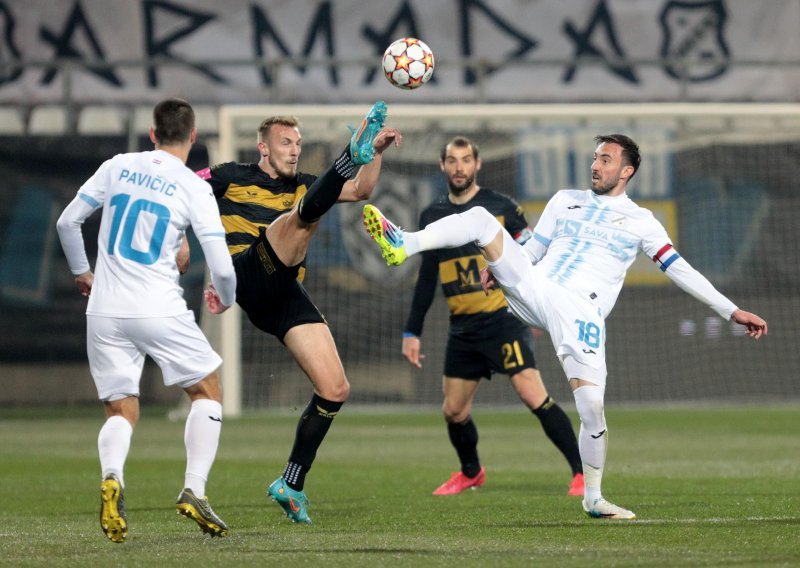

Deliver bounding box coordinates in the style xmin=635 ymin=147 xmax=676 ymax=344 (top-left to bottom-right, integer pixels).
xmin=404 ymin=188 xmax=532 ymax=337
xmin=204 ymin=162 xmax=317 ymax=257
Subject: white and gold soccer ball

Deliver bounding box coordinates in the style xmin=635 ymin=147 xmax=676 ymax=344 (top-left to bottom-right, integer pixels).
xmin=382 ymin=37 xmax=435 ymax=90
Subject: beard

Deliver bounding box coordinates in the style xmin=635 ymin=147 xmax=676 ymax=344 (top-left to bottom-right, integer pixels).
xmin=447 ymin=174 xmax=474 ymax=196
xmin=591 ymin=175 xmax=617 ymax=195
xmin=269 ymin=154 xmax=297 ymax=179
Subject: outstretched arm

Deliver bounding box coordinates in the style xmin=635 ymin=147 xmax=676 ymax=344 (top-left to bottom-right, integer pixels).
xmin=730 ymin=309 xmax=768 ymax=340
xmin=339 ymin=127 xmax=402 ymax=202
xmin=663 ymin=254 xmax=767 ymax=340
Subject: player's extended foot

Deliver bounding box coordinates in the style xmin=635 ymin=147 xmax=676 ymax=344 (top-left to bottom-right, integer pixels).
xmin=99 ymin=474 xmax=127 ymax=543
xmin=349 ymin=101 xmax=388 ymax=165
xmin=267 ymin=478 xmax=312 ymax=524
xmin=176 ymin=488 xmax=229 ymax=537
xmin=432 ymin=467 xmax=486 ymax=496
xmin=568 ymin=473 xmax=585 ymax=497
xmin=583 ymin=497 xmax=636 ymax=520
xmin=362 ymin=204 xmax=407 ymax=265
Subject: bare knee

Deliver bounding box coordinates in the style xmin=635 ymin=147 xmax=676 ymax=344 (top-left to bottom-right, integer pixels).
xmin=512 ymin=369 xmax=549 ymax=409
xmin=184 ymin=372 xmax=222 ymax=403
xmin=104 ymin=396 xmax=140 ymax=427
xmin=442 ymin=399 xmax=471 ymax=423
xmin=317 ymin=376 xmax=350 ymax=402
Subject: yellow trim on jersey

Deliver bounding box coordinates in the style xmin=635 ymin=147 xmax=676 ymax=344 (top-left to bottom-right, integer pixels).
xmin=221 ymin=214 xmax=267 ymax=237
xmin=439 ymin=253 xmax=511 ymax=314
xmin=446 ymin=290 xmax=508 ymax=315
xmin=439 ymin=254 xmax=487 ymax=285
xmin=224 ymin=184 xmax=308 ymax=209
xmin=228 ymin=243 xmax=249 ymax=256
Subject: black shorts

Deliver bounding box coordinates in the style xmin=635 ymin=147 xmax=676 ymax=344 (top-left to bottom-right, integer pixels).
xmin=444 ymin=311 xmax=537 ymax=380
xmin=232 ymin=229 xmax=325 ymax=341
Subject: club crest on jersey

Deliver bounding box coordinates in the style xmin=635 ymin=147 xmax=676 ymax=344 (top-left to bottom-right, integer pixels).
xmin=659 ymin=0 xmax=729 ymax=82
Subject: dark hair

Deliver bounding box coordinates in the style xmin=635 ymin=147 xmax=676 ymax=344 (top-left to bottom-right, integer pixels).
xmin=440 ymin=136 xmax=479 ymax=162
xmin=258 ymin=116 xmax=300 ymax=142
xmin=594 ymin=134 xmax=641 ymax=178
xmin=153 ymin=98 xmax=195 ymax=145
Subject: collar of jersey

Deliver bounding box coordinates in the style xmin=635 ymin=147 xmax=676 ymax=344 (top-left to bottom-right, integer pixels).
xmin=153 ymin=148 xmax=184 ymax=165
xmin=589 ymin=190 xmax=628 ymax=207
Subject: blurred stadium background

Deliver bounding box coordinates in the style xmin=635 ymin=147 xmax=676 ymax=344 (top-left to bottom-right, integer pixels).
xmin=1 ymin=0 xmax=798 ymax=411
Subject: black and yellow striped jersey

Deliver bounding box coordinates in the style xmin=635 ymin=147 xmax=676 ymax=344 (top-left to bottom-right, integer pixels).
xmin=206 ymin=162 xmax=317 ymax=257
xmin=404 ymin=188 xmax=532 ymax=336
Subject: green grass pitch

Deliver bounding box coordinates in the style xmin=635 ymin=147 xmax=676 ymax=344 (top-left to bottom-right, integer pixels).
xmin=0 ymin=406 xmax=798 ymax=566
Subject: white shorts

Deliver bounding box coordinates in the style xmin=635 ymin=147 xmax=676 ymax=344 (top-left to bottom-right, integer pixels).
xmin=487 ymin=230 xmax=608 ymax=387
xmin=86 ymin=311 xmax=222 ymax=401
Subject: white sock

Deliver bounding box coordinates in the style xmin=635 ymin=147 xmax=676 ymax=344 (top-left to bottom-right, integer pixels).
xmin=582 ymin=464 xmax=603 ymax=505
xmin=98 ymin=415 xmax=133 ymax=487
xmin=573 ymin=385 xmax=607 ymax=504
xmin=404 ymin=206 xmax=502 ymax=257
xmin=184 ymin=399 xmax=223 ymax=497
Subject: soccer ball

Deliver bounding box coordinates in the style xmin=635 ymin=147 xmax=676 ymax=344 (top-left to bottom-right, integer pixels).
xmin=382 ymin=38 xmax=435 ymax=90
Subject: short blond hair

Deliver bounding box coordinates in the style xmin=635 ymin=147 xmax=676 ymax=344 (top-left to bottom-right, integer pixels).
xmin=258 ymin=116 xmax=300 ymax=142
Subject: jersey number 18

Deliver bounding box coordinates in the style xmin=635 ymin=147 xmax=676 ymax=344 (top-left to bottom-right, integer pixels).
xmin=574 ymin=319 xmax=602 ymax=349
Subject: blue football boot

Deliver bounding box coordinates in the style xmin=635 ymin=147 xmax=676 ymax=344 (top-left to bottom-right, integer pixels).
xmin=349 ymin=101 xmax=388 ymax=165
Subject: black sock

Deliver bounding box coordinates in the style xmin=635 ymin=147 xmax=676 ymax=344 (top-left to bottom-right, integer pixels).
xmin=532 ymin=397 xmax=583 ymax=475
xmin=447 ymin=416 xmax=481 ymax=478
xmin=283 ymin=394 xmax=344 ymax=490
xmin=297 ymin=146 xmax=355 ymax=223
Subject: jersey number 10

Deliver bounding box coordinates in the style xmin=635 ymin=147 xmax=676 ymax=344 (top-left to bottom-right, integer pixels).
xmin=107 ymin=193 xmax=170 ymax=265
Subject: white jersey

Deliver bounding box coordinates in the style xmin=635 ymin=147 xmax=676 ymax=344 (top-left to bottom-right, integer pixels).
xmin=526 ymin=189 xmax=672 ymax=317
xmin=73 ymin=149 xmax=226 ymax=317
